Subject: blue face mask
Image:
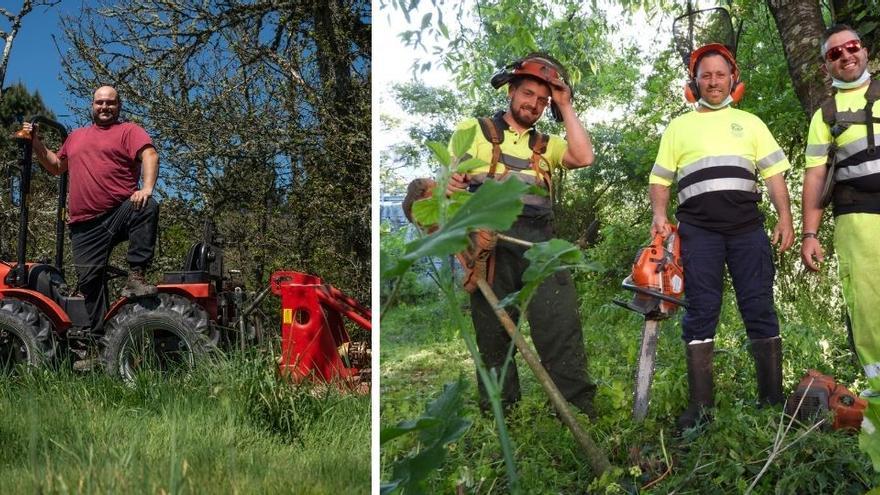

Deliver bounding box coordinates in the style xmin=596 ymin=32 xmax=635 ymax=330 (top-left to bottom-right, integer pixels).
xmin=832 ymin=69 xmax=871 ymax=89
xmin=698 ymin=95 xmax=733 ymax=110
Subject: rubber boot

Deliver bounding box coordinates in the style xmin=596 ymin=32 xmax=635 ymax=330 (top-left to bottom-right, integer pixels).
xmin=677 ymin=340 xmax=714 ymax=430
xmin=750 ymin=336 xmax=784 ymax=407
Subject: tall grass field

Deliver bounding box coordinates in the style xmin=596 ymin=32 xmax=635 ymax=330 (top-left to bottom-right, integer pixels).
xmin=1 ymin=349 xmax=369 ymax=494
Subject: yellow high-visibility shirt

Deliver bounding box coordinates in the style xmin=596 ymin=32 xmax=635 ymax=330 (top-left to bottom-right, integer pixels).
xmin=650 ymin=107 xmax=790 ymax=234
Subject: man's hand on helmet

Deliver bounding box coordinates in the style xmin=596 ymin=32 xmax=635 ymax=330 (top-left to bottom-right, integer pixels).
xmin=548 ymin=77 xmax=573 ymax=108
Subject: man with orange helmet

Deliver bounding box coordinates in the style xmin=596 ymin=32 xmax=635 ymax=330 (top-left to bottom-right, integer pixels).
xmin=445 ymin=53 xmax=597 ymax=416
xmin=649 ymin=44 xmax=794 ymax=429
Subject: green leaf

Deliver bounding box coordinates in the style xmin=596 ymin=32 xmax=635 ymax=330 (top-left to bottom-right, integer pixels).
xmin=438 ymin=16 xmax=449 ymax=38
xmin=420 ymin=12 xmax=432 ymax=29
xmin=381 ymin=179 xmax=526 ymax=279
xmin=445 ymin=190 xmax=471 ymax=219
xmin=380 ymin=417 xmax=442 ymax=444
xmin=521 ymin=239 xmax=585 ymax=284
xmin=411 ymin=194 xmax=441 ymax=227
xmin=443 ymin=179 xmax=526 ymax=233
xmin=456 ymin=157 xmax=488 ymax=173
xmin=381 ymin=379 xmax=473 ymax=495
xmin=450 ymin=124 xmax=476 ymax=159
xmin=426 ymin=141 xmax=450 ymax=167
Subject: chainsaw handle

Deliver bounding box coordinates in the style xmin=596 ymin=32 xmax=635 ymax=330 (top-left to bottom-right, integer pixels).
xmin=650 ymin=224 xmax=679 ymax=254
xmin=663 ymin=224 xmax=681 ymax=265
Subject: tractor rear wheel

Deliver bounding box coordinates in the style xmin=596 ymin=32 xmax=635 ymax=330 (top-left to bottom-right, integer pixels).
xmin=0 ymin=298 xmax=54 ymax=372
xmin=101 ymin=293 xmax=213 ymax=382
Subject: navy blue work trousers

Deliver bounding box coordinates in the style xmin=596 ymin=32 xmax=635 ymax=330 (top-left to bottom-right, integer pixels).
xmin=679 ymin=221 xmax=779 ymax=342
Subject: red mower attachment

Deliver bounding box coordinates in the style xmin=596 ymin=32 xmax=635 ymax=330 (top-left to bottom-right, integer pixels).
xmin=270 ymin=271 xmax=371 ymax=390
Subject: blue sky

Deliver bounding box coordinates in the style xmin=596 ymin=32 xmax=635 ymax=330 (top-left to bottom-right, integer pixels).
xmin=4 ymin=1 xmax=86 ymax=127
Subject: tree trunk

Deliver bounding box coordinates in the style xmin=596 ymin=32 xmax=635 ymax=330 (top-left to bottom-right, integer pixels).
xmin=765 ymin=0 xmax=831 ymax=116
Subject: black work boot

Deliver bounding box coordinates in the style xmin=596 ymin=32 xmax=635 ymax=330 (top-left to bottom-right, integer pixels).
xmin=122 ymin=267 xmax=158 ymax=298
xmin=676 ymin=340 xmax=715 ymax=430
xmin=750 ymin=336 xmax=784 ymax=407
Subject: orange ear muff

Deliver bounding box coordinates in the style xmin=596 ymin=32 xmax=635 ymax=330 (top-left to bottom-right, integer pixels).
xmin=730 ymin=79 xmax=745 ymax=104
xmin=684 ymin=80 xmax=699 ymax=103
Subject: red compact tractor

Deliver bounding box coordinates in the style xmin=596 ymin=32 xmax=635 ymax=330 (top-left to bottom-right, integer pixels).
xmin=0 ymin=116 xmax=370 ymax=388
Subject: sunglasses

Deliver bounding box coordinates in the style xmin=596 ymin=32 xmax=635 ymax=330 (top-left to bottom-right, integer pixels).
xmin=825 ymin=39 xmax=863 ymax=62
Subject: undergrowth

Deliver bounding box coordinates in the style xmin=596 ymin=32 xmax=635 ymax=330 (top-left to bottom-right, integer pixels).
xmin=381 ymin=267 xmax=880 ymax=493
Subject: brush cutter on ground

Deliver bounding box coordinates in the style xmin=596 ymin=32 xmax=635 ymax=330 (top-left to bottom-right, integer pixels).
xmin=785 ymin=369 xmax=866 ymax=431
xmin=614 ymin=226 xmax=687 ymax=421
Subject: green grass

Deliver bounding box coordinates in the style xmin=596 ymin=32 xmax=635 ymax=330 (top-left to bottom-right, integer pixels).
xmin=1 ymin=350 xmax=370 ymax=494
xmin=381 ymin=273 xmax=880 ymax=493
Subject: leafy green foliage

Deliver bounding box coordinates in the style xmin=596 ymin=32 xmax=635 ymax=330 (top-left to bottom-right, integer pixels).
xmin=380 ymin=222 xmax=437 ymax=306
xmin=381 ymin=379 xmax=472 ymax=494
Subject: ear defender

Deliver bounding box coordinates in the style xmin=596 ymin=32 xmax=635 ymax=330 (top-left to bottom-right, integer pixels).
xmin=684 ymin=80 xmax=700 ymax=103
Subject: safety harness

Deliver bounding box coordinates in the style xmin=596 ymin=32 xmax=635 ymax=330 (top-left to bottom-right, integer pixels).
xmin=476 ymin=115 xmax=553 ymax=200
xmin=820 ymin=79 xmax=880 ymax=214
xmin=402 ymin=178 xmax=498 ymax=293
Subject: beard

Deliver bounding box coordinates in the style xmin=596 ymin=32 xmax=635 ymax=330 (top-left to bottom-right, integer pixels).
xmin=509 ymin=102 xmax=541 ymax=128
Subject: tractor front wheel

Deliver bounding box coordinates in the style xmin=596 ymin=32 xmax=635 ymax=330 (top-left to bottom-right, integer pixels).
xmin=0 ymin=298 xmax=54 ymax=372
xmin=102 ymin=293 xmax=214 ymax=382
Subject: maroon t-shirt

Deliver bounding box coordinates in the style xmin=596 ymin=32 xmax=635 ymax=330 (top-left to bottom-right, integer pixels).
xmin=58 ymin=122 xmax=153 ymax=223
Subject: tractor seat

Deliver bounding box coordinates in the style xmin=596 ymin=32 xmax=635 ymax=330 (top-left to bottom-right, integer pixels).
xmin=26 ymin=264 xmax=68 ymax=300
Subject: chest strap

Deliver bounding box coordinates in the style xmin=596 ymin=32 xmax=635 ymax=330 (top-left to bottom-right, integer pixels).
xmin=477 ymin=116 xmax=552 ymax=191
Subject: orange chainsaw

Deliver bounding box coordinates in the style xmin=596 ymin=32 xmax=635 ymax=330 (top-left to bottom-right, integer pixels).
xmin=614 ymin=225 xmax=687 ymax=421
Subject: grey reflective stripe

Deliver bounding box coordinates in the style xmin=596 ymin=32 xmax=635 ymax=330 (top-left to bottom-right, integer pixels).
xmin=805 ymin=143 xmax=829 ymax=157
xmin=678 ymin=177 xmax=757 ymax=204
xmin=755 ymin=149 xmax=786 ymax=170
xmin=650 ymin=164 xmax=675 ymax=181
xmin=835 ymin=157 xmax=880 ymax=181
xmin=500 ymin=153 xmax=531 ymax=171
xmin=676 ymin=155 xmax=755 ymax=181
xmin=836 ymin=133 xmax=880 ymax=161
xmin=469 ymin=171 xmax=547 ymax=189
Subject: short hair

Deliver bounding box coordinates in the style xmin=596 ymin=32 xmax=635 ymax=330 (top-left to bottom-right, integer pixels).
xmin=695 ymin=51 xmax=732 ymax=76
xmin=821 ymin=24 xmax=860 ymax=55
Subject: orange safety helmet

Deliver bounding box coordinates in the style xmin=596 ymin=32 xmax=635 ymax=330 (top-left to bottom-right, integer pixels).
xmin=490 ymin=53 xmax=571 ymax=122
xmin=684 ymin=43 xmax=745 ymax=104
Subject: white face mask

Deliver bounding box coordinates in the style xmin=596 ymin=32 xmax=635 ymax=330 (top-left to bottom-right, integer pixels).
xmin=832 ymin=69 xmax=871 ymax=89
xmin=697 ymin=95 xmax=733 ymax=110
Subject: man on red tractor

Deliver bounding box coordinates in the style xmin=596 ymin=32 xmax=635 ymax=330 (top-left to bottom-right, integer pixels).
xmin=25 ymin=85 xmax=159 ymax=331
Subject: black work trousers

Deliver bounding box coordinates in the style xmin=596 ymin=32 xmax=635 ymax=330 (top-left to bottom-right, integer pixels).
xmin=679 ymin=221 xmax=780 ymax=342
xmin=69 ymin=198 xmax=159 ymax=330
xmin=469 ymin=214 xmax=596 ymax=414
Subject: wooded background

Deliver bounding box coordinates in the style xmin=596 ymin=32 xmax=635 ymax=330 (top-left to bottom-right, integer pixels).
xmin=0 ymin=0 xmax=371 ymax=303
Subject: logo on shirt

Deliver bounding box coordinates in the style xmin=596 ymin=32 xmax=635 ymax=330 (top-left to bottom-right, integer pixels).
xmin=730 ymin=122 xmax=744 ymax=138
